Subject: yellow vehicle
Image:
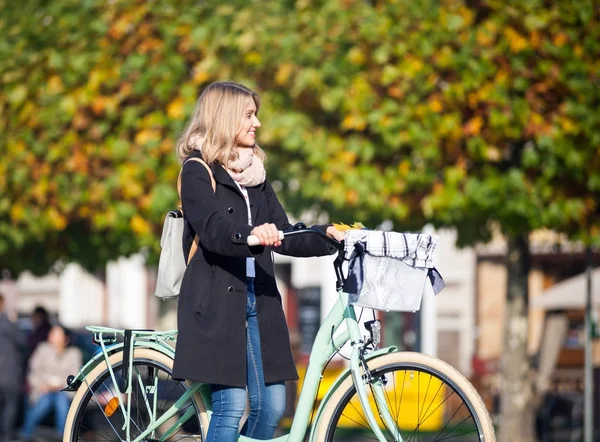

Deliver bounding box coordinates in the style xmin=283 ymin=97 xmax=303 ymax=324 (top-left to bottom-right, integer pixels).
xmin=284 ymin=363 xmax=445 ymax=432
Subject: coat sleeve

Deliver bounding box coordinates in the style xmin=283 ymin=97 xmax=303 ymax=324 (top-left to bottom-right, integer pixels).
xmin=263 ymin=180 xmax=337 ymax=257
xmin=181 ymin=161 xmax=257 ymax=257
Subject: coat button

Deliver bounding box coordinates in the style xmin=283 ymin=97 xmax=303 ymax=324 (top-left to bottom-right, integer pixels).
xmin=228 ymin=207 xmax=234 ymax=214
xmin=227 ymin=286 xmax=234 ymax=292
xmin=234 ymin=233 xmax=242 ymax=240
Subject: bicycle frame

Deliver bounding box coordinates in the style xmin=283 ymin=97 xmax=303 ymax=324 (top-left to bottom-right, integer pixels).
xmin=72 ymin=290 xmax=397 ymax=442
xmin=70 ymin=229 xmax=402 ymax=442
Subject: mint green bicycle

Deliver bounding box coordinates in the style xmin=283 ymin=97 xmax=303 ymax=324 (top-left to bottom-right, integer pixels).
xmin=63 ymin=228 xmax=495 ymax=442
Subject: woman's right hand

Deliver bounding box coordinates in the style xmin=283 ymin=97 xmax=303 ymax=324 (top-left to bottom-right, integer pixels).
xmin=250 ymin=223 xmax=282 ymax=247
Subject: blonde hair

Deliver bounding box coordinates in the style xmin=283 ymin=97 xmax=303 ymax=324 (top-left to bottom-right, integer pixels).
xmin=176 ymin=81 xmax=266 ymax=165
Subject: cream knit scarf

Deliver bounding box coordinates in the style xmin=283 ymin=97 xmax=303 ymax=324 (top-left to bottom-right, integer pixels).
xmin=224 ymin=147 xmax=266 ymax=187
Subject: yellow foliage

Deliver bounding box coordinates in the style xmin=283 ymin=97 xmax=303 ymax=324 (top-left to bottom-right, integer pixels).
xmin=130 ymin=214 xmax=151 ymax=235
xmin=10 ymin=204 xmax=25 ymax=222
xmin=122 ymin=181 xmax=144 ymax=199
xmin=398 ymin=160 xmax=410 ymax=176
xmin=463 ymin=116 xmax=483 ymax=136
xmin=504 ymin=27 xmax=528 ymax=53
xmin=347 ymin=47 xmax=366 ymax=66
xmin=345 ymin=189 xmax=359 ymax=205
xmin=341 ymin=114 xmax=367 ymax=131
xmin=458 ymin=6 xmax=474 ymax=27
xmin=167 ymin=97 xmax=185 ymax=120
xmin=47 ymin=76 xmax=64 ymax=94
xmin=321 ymin=170 xmax=333 ymax=182
xmin=531 ymin=113 xmax=544 ymax=125
xmin=531 ymin=30 xmax=541 ymax=49
xmin=332 ymin=222 xmax=365 ymax=231
xmin=406 ymin=58 xmax=424 ymax=76
xmin=495 ymin=69 xmax=509 ymax=84
xmin=429 ymin=97 xmax=443 ymax=113
xmin=339 ymin=151 xmax=357 ymax=164
xmin=275 ymin=63 xmax=294 ymax=86
xmin=47 ymin=208 xmax=68 ymax=231
xmin=78 ymin=206 xmax=90 ymax=217
xmin=192 ymin=69 xmax=210 ymax=85
xmin=559 ymin=117 xmax=579 ymax=134
xmin=244 ymin=51 xmax=262 ymax=65
xmin=388 ymin=86 xmax=404 ymax=99
xmin=553 ymin=32 xmax=568 ymax=47
xmin=91 ymin=97 xmax=108 ymax=115
xmin=476 ymin=30 xmax=493 ymax=47
xmin=135 ymin=129 xmax=161 ymax=145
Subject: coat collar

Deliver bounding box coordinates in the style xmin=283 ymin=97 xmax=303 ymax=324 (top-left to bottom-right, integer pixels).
xmin=209 ymin=157 xmax=264 ymax=224
xmin=186 ymin=151 xmax=264 ymax=223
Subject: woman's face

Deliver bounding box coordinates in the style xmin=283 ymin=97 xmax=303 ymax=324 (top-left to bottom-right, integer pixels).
xmin=48 ymin=326 xmax=68 ymax=348
xmin=236 ymin=97 xmax=261 ymax=147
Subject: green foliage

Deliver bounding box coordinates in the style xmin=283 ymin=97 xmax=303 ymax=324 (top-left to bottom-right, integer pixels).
xmin=0 ymin=0 xmax=599 ymax=275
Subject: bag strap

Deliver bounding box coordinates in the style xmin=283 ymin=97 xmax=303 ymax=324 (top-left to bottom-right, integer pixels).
xmin=177 ymin=157 xmax=216 ymax=264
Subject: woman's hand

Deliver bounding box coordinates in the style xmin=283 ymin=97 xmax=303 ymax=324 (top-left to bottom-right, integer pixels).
xmin=326 ymin=226 xmax=345 ymax=242
xmin=250 ymin=223 xmax=282 ymax=247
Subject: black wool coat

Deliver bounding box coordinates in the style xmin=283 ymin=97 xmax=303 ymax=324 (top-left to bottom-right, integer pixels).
xmin=172 ymin=151 xmax=336 ymax=387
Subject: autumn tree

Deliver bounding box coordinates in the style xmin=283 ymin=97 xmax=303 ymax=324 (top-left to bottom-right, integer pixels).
xmin=1 ymin=1 xmax=599 ymax=440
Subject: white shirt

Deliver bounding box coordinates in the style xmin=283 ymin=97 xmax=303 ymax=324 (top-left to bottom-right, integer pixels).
xmin=234 ymin=182 xmax=256 ymax=278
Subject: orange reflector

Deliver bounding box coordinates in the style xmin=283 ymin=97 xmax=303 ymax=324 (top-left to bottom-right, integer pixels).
xmin=104 ymin=397 xmax=119 ymax=417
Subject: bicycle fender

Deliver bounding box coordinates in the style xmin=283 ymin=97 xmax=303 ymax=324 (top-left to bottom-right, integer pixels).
xmin=64 ymin=340 xmax=176 ymax=392
xmin=307 ymin=346 xmax=397 ymax=442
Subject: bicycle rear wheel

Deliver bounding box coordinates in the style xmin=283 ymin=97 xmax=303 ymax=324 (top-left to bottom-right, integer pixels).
xmin=64 ymin=348 xmax=208 ymax=441
xmin=316 ymin=352 xmax=495 ymax=442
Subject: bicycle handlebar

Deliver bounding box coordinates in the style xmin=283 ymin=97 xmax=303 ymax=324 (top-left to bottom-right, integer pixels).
xmin=247 ymin=226 xmax=344 ymax=250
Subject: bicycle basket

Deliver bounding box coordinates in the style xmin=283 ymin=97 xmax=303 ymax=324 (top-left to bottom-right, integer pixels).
xmin=342 ymin=230 xmax=444 ymax=312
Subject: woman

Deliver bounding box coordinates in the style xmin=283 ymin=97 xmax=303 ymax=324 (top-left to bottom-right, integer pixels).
xmin=21 ymin=324 xmax=82 ymax=441
xmin=172 ymin=81 xmax=344 ymax=441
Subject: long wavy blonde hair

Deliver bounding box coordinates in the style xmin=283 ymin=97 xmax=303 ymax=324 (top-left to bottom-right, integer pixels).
xmin=176 ymin=81 xmax=266 ymax=165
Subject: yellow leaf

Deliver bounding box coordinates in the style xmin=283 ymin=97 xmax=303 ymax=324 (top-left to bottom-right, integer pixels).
xmin=341 ymin=114 xmax=367 ymax=131
xmin=135 ymin=129 xmax=161 ymax=145
xmin=275 ymin=63 xmax=294 ymax=86
xmin=10 ymin=204 xmax=25 ymax=222
xmin=553 ymin=32 xmax=568 ymax=48
xmin=131 ymin=215 xmax=151 ymax=235
xmin=332 ymin=222 xmax=365 ymax=231
xmin=48 ymin=208 xmax=68 ymax=231
xmin=398 ymin=160 xmax=410 ymax=176
xmin=504 ymin=28 xmax=528 ymax=53
xmin=47 ymin=76 xmax=64 ymax=94
xmin=531 ymin=30 xmax=541 ymax=49
xmin=192 ymin=69 xmax=210 ymax=85
xmin=429 ymin=97 xmax=443 ymax=113
xmin=340 ymin=151 xmax=357 ymax=164
xmin=463 ymin=116 xmax=483 ymax=136
xmin=346 ymin=189 xmax=359 ymax=205
xmin=244 ymin=51 xmax=262 ymax=65
xmin=347 ymin=47 xmax=366 ymax=66
xmin=167 ymin=97 xmax=185 ymax=120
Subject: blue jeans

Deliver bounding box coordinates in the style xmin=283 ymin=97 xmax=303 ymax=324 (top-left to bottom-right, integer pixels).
xmin=21 ymin=391 xmax=70 ymax=439
xmin=205 ymin=279 xmax=286 ymax=442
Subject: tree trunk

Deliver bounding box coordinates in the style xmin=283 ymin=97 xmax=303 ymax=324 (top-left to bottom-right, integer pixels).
xmin=498 ymin=233 xmax=536 ymax=442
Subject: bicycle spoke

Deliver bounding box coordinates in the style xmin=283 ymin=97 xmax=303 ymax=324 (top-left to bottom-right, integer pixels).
xmin=325 ymin=360 xmax=489 ymax=442
xmin=69 ymin=358 xmax=202 ymax=441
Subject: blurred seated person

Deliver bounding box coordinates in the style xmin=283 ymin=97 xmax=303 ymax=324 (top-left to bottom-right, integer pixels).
xmin=20 ymin=324 xmax=82 ymax=441
xmin=26 ymin=306 xmax=52 ymax=359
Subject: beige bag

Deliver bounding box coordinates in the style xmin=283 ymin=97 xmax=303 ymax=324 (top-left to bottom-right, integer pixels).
xmin=153 ymin=158 xmax=216 ymax=300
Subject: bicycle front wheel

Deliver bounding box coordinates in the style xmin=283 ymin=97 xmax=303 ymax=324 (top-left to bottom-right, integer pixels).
xmin=64 ymin=348 xmax=209 ymax=441
xmin=316 ymin=352 xmax=495 ymax=442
